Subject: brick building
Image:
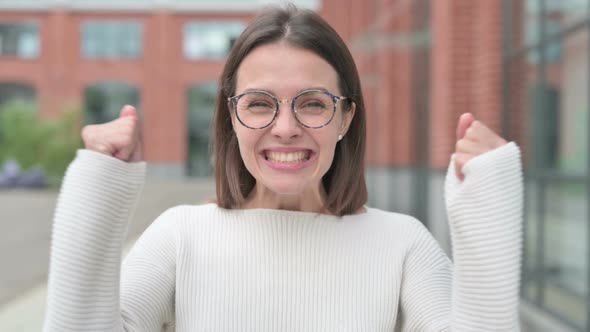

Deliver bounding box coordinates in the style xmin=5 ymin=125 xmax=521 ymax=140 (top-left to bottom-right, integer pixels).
xmin=1 ymin=1 xmax=588 ymax=331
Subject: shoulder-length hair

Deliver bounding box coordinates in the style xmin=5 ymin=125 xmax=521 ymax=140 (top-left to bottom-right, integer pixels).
xmin=212 ymin=4 xmax=367 ymax=216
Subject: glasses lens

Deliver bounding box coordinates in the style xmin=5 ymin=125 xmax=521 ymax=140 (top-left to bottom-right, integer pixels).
xmin=235 ymin=92 xmax=277 ymax=128
xmin=294 ymin=91 xmax=335 ymax=128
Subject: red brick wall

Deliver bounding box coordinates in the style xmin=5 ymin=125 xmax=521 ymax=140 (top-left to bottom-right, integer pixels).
xmin=0 ymin=10 xmax=250 ymax=163
xmin=1 ymin=2 xmax=513 ymax=170
xmin=506 ymin=0 xmax=528 ymax=159
xmin=430 ymin=0 xmax=505 ymax=168
xmin=338 ymin=0 xmax=503 ymax=168
xmin=430 ymin=0 xmax=475 ymax=168
xmin=323 ymin=0 xmax=417 ymax=167
xmin=323 ymin=0 xmax=509 ymax=169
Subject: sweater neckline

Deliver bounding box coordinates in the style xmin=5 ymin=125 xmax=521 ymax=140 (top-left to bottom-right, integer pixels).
xmin=209 ymin=203 xmax=370 ymax=220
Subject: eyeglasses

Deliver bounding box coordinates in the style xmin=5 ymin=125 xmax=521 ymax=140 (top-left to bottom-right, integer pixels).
xmin=227 ymin=89 xmax=349 ymax=129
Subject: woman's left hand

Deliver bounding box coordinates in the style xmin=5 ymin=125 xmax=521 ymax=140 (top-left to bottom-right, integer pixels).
xmin=454 ymin=113 xmax=508 ymax=181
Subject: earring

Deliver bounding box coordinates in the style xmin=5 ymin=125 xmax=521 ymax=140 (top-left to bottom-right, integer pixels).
xmin=338 ymin=134 xmax=343 ymax=141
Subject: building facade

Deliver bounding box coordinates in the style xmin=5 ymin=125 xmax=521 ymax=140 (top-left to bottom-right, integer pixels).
xmin=505 ymin=1 xmax=589 ymax=330
xmin=0 ymin=0 xmax=588 ymax=330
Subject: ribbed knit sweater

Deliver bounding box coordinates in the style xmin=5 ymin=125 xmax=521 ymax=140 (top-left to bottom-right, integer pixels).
xmin=43 ymin=142 xmax=523 ymax=332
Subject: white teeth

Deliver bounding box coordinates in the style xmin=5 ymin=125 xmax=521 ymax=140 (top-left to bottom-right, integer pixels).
xmin=266 ymin=151 xmax=310 ymax=163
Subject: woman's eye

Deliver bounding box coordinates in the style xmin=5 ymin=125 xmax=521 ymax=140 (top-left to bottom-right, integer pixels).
xmin=249 ymin=101 xmax=273 ymax=108
xmin=302 ymin=101 xmax=326 ymax=108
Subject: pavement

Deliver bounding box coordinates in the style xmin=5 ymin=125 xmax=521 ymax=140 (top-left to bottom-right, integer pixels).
xmin=0 ymin=177 xmax=215 ymax=331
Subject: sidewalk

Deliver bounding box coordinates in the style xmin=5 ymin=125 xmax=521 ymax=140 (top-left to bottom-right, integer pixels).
xmin=0 ymin=240 xmax=139 ymax=331
xmin=0 ymin=284 xmax=47 ymax=331
xmin=0 ymin=177 xmax=215 ymax=331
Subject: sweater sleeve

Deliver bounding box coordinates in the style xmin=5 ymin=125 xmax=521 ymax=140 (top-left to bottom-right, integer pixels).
xmin=42 ymin=149 xmax=175 ymax=331
xmin=445 ymin=142 xmax=523 ymax=330
xmin=398 ymin=142 xmax=523 ymax=331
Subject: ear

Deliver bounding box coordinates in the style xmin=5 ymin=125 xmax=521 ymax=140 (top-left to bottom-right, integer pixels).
xmin=340 ymin=101 xmax=356 ymax=136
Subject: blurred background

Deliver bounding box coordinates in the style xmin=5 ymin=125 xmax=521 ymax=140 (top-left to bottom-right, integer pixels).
xmin=0 ymin=0 xmax=588 ymax=331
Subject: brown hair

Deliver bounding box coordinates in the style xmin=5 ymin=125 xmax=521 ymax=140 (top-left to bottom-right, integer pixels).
xmin=212 ymin=4 xmax=367 ymax=216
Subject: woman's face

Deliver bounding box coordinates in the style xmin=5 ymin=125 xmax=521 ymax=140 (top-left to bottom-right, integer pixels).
xmin=233 ymin=42 xmax=355 ymax=199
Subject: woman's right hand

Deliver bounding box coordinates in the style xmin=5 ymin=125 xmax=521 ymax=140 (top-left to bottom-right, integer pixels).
xmin=81 ymin=105 xmax=143 ymax=162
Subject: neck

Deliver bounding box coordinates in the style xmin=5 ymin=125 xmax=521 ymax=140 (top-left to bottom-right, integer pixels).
xmin=243 ymin=184 xmax=330 ymax=214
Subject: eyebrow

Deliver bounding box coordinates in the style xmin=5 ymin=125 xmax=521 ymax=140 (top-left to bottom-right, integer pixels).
xmin=240 ymin=86 xmax=330 ymax=95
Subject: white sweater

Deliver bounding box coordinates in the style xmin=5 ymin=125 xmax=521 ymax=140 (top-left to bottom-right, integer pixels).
xmin=43 ymin=143 xmax=523 ymax=332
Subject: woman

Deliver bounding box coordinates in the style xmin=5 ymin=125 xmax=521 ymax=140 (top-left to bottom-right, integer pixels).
xmin=43 ymin=5 xmax=522 ymax=331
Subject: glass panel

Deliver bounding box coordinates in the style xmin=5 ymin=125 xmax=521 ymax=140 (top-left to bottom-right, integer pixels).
xmin=524 ymin=180 xmax=540 ymax=302
xmin=183 ymin=21 xmax=245 ymax=59
xmin=527 ymin=29 xmax=588 ymax=175
xmin=525 ymin=0 xmax=542 ymax=47
xmin=525 ymin=1 xmax=589 ymax=48
xmin=507 ymin=1 xmax=590 ymax=329
xmin=523 ymin=29 xmax=589 ymax=174
xmin=0 ymin=23 xmax=39 ymax=58
xmin=83 ymin=82 xmax=140 ymax=124
xmin=409 ymin=0 xmax=430 ymax=223
xmin=555 ymin=30 xmax=588 ymax=175
xmin=0 ymin=83 xmax=36 ymax=107
xmin=543 ymin=181 xmax=587 ymax=330
xmin=186 ymin=82 xmax=216 ymax=177
xmin=545 ymin=0 xmax=589 ymax=32
xmin=82 ymin=21 xmax=142 ymax=59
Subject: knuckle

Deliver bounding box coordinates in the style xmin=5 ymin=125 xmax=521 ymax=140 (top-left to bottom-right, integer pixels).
xmin=456 ymin=139 xmax=465 ymax=151
xmin=117 ymin=119 xmax=134 ymax=135
xmin=81 ymin=126 xmax=99 ymax=146
xmin=124 ymin=136 xmax=135 ymax=147
xmin=125 ymin=117 xmax=139 ymax=129
xmin=122 ymin=132 xmax=137 ymax=146
xmin=81 ymin=125 xmax=93 ymax=138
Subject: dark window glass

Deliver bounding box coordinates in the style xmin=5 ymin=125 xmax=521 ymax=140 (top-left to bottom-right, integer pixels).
xmin=0 ymin=83 xmax=36 ymax=107
xmin=186 ymin=82 xmax=216 ymax=177
xmin=84 ymin=82 xmax=140 ymax=124
xmin=0 ymin=23 xmax=39 ymax=58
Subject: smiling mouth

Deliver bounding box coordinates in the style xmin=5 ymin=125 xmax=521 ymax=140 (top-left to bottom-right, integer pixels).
xmin=264 ymin=150 xmax=312 ymax=163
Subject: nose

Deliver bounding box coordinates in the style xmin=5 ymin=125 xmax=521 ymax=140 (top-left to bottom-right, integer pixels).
xmin=270 ymin=102 xmax=302 ymax=139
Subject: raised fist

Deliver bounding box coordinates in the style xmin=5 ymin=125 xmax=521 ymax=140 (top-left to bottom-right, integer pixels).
xmin=454 ymin=113 xmax=507 ymax=181
xmin=81 ymin=105 xmax=143 ymax=162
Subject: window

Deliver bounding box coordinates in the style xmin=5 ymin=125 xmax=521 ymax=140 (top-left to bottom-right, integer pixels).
xmin=0 ymin=83 xmax=36 ymax=107
xmin=183 ymin=22 xmax=244 ymax=60
xmin=526 ymin=21 xmax=562 ymax=63
xmin=82 ymin=21 xmax=142 ymax=59
xmin=505 ymin=2 xmax=590 ymax=330
xmin=545 ymin=0 xmax=588 ymax=27
xmin=84 ymin=82 xmax=139 ymax=124
xmin=0 ymin=23 xmax=39 ymax=58
xmin=186 ymin=82 xmax=216 ymax=176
